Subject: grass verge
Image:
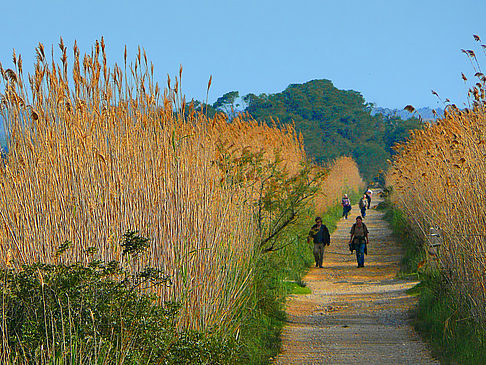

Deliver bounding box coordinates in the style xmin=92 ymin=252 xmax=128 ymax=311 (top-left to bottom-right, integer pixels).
xmin=413 ymin=273 xmax=486 ymax=364
xmin=379 ymin=201 xmax=425 ymax=274
xmin=382 ymin=200 xmax=486 ymax=364
xmin=235 ymin=218 xmax=312 ymax=364
xmin=284 ymin=281 xmax=312 ymax=295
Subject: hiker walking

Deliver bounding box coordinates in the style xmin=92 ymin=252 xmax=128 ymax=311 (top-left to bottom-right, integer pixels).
xmin=307 ymin=217 xmax=330 ymax=268
xmin=341 ymin=194 xmax=351 ymax=219
xmin=365 ymin=188 xmax=372 ymax=209
xmin=349 ymin=216 xmax=369 ymax=268
xmin=359 ymin=194 xmax=368 ymax=218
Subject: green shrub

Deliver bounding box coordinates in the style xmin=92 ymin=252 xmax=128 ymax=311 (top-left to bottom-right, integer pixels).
xmin=0 ymin=234 xmax=236 ymax=364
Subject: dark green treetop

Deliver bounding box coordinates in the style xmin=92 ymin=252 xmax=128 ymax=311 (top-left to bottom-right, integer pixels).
xmin=242 ymin=79 xmax=422 ymax=182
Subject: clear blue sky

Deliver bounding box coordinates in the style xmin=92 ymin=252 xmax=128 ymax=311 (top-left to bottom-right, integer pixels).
xmin=2 ymin=0 xmax=486 ymax=109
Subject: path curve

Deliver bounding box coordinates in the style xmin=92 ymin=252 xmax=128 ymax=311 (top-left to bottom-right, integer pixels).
xmin=274 ymin=191 xmax=438 ymax=364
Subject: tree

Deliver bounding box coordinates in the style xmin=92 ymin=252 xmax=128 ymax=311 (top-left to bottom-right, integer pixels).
xmin=213 ymin=91 xmax=240 ymax=117
xmin=215 ymin=145 xmax=324 ymax=253
xmin=243 ymin=79 xmax=422 ymax=182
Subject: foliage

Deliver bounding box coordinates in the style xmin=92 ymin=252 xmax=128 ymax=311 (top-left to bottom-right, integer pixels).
xmin=187 ymin=99 xmax=218 ymax=118
xmin=213 ymin=136 xmax=322 ymax=254
xmin=257 ymin=161 xmax=325 ymax=253
xmin=382 ymin=116 xmax=424 ymax=155
xmin=120 ymin=230 xmax=150 ymax=256
xmin=242 ymin=79 xmax=422 ymax=182
xmin=213 ymin=91 xmax=241 ymax=116
xmin=0 ymin=256 xmax=235 ymax=364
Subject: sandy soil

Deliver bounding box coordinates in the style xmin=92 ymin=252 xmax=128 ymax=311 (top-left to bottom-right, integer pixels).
xmin=273 ymin=192 xmax=438 ymax=364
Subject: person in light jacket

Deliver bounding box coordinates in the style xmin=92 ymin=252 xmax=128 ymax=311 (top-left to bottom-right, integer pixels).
xmin=358 ymin=194 xmax=368 ymax=218
xmin=349 ymin=216 xmax=369 ymax=268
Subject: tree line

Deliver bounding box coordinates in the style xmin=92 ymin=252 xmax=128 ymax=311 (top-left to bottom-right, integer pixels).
xmin=192 ymin=79 xmax=423 ymax=183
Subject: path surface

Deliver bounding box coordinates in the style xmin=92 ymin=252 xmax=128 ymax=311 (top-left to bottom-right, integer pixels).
xmin=274 ymin=192 xmax=438 ymax=364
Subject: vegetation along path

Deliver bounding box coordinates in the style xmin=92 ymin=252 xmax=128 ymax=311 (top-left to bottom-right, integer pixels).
xmin=274 ymin=192 xmax=438 ymax=364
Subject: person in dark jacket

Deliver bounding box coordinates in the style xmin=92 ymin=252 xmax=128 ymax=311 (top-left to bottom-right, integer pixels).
xmin=365 ymin=188 xmax=372 ymax=209
xmin=307 ymin=216 xmax=331 ymax=268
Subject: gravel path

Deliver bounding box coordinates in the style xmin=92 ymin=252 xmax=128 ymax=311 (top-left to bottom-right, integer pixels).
xmin=274 ymin=192 xmax=438 ymax=364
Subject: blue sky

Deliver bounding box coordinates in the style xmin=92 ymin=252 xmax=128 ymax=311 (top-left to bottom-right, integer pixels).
xmin=2 ymin=0 xmax=486 ymax=109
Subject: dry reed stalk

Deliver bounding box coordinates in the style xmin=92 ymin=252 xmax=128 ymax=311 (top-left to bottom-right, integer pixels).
xmin=0 ymin=40 xmax=316 ymax=333
xmin=387 ymin=57 xmax=486 ymax=322
xmin=314 ymin=156 xmax=364 ymax=214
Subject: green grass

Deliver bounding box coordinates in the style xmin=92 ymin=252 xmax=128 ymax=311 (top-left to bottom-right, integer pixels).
xmin=321 ymin=204 xmax=343 ymax=232
xmin=412 ymin=275 xmax=486 ymax=364
xmin=284 ymin=281 xmax=312 ymax=295
xmin=381 ymin=202 xmax=425 ymax=274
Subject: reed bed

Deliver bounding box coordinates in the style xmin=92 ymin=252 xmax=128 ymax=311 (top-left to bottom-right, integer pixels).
xmin=387 ymin=40 xmax=486 ymax=323
xmin=314 ymin=156 xmax=364 ymax=214
xmin=0 ymin=39 xmax=365 ymax=343
xmin=0 ymin=39 xmax=308 ymax=333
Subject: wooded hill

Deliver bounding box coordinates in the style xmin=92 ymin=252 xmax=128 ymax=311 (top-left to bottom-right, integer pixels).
xmin=207 ymin=79 xmax=423 ymax=183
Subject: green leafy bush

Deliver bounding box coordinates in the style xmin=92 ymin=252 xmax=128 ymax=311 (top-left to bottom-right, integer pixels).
xmin=0 ymin=233 xmax=236 ymax=364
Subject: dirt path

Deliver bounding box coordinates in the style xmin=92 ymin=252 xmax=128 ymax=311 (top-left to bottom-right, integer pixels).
xmin=274 ymin=192 xmax=438 ymax=364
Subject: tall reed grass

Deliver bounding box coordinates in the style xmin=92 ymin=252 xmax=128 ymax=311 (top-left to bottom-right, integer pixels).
xmin=0 ymin=40 xmax=366 ymax=361
xmin=0 ymin=39 xmax=307 ymax=334
xmin=387 ymin=36 xmax=486 ymax=324
xmin=314 ymin=156 xmax=364 ymax=214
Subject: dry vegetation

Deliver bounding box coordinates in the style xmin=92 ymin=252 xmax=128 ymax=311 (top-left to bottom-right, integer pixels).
xmin=387 ymin=38 xmax=486 ymax=323
xmin=314 ymin=156 xmax=363 ymax=214
xmin=0 ymin=38 xmax=363 ymax=339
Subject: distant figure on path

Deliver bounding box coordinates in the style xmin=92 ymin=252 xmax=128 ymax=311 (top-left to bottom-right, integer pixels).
xmin=307 ymin=217 xmax=330 ymax=268
xmin=349 ymin=216 xmax=369 ymax=268
xmin=365 ymin=188 xmax=373 ymax=209
xmin=341 ymin=194 xmax=351 ymax=219
xmin=359 ymin=194 xmax=368 ymax=218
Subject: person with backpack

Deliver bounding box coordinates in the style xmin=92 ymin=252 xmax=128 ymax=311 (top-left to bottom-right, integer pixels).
xmin=349 ymin=216 xmax=369 ymax=268
xmin=341 ymin=194 xmax=351 ymax=219
xmin=307 ymin=216 xmax=331 ymax=268
xmin=359 ymin=194 xmax=368 ymax=218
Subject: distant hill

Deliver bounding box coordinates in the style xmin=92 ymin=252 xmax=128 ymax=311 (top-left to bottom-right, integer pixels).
xmin=371 ymin=106 xmax=444 ymax=122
